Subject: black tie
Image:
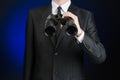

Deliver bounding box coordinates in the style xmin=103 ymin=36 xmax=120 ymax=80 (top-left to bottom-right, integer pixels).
xmin=55 ymin=6 xmax=62 ymax=43
xmin=56 ymin=6 xmax=62 ymax=21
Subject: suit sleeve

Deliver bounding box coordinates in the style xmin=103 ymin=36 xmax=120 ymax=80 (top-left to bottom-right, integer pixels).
xmin=80 ymin=12 xmax=106 ymax=64
xmin=23 ymin=10 xmax=34 ymax=80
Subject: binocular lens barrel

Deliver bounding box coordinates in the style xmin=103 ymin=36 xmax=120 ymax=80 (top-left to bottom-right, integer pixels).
xmin=61 ymin=17 xmax=78 ymax=36
xmin=66 ymin=25 xmax=78 ymax=36
xmin=45 ymin=15 xmax=57 ymax=37
xmin=45 ymin=26 xmax=56 ymax=37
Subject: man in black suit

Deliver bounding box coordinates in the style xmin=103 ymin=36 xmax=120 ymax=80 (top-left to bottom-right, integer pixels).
xmin=23 ymin=0 xmax=106 ymax=80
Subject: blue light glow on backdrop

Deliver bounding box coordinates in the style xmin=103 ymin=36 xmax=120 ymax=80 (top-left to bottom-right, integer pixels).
xmin=4 ymin=0 xmax=51 ymax=68
xmin=5 ymin=6 xmax=27 ymax=67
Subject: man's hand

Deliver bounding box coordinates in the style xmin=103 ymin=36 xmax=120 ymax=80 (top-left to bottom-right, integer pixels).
xmin=62 ymin=12 xmax=83 ymax=37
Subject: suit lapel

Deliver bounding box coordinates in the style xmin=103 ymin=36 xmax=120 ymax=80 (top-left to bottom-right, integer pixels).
xmin=68 ymin=4 xmax=79 ymax=17
xmin=41 ymin=4 xmax=56 ymax=47
xmin=55 ymin=26 xmax=66 ymax=48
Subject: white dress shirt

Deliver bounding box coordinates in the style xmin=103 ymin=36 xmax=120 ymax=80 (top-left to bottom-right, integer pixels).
xmin=51 ymin=0 xmax=85 ymax=43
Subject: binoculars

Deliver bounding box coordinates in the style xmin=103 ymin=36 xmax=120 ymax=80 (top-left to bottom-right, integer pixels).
xmin=44 ymin=14 xmax=78 ymax=37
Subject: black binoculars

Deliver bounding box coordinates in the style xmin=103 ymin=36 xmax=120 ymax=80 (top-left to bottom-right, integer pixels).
xmin=44 ymin=14 xmax=78 ymax=37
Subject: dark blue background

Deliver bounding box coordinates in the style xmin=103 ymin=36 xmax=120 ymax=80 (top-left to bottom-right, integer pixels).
xmin=0 ymin=0 xmax=119 ymax=80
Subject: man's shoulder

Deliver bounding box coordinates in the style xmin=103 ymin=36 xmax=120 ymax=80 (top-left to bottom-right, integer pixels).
xmin=28 ymin=4 xmax=50 ymax=14
xmin=72 ymin=4 xmax=92 ymax=15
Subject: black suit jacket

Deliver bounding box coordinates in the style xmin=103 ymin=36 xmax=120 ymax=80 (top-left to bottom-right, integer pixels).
xmin=23 ymin=4 xmax=106 ymax=80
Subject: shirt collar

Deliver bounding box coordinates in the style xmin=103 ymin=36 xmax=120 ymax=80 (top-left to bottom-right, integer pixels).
xmin=51 ymin=0 xmax=71 ymax=14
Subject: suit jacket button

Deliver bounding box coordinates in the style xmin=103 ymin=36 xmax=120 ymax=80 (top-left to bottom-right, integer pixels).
xmin=54 ymin=52 xmax=58 ymax=55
